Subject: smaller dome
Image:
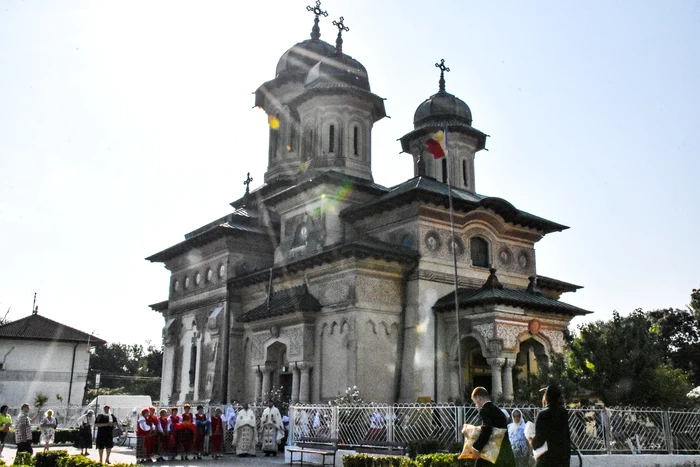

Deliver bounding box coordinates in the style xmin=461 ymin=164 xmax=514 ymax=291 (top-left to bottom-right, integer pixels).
xmin=275 ymin=39 xmax=336 ymax=77
xmin=304 ymin=54 xmax=370 ymax=91
xmin=413 ymin=91 xmax=472 ymax=128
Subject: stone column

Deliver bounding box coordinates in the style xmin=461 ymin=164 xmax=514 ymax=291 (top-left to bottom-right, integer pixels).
xmin=253 ymin=367 xmax=262 ymax=402
xmin=487 ymin=358 xmax=505 ymax=400
xmin=291 ymin=366 xmax=300 ymax=403
xmin=261 ymin=366 xmax=273 ymax=402
xmin=502 ymin=359 xmax=515 ymax=401
xmin=298 ymin=362 xmax=312 ymax=404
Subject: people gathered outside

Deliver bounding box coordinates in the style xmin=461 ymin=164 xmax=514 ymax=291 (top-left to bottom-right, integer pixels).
xmin=16 ymin=403 xmax=36 ymax=455
xmin=532 ymin=384 xmax=571 ymax=467
xmin=76 ymin=409 xmax=95 ymax=455
xmin=260 ymin=400 xmax=285 ymax=457
xmin=39 ymin=409 xmax=57 ymax=452
xmin=507 ymin=409 xmax=530 ymax=467
xmin=232 ymin=402 xmax=257 ymax=457
xmin=136 ymin=408 xmax=154 ymax=463
xmin=470 ymin=387 xmax=516 ymax=467
xmin=95 ymin=405 xmax=117 ymax=464
xmin=209 ymin=408 xmax=225 ymax=459
xmin=194 ymin=405 xmax=210 ymax=459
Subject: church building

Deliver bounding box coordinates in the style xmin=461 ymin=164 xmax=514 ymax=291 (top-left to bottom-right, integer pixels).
xmin=147 ymin=2 xmax=590 ymax=405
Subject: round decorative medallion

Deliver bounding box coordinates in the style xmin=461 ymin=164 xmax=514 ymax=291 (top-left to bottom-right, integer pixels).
xmin=270 ymin=325 xmax=280 ymax=338
xmin=499 ymin=249 xmax=512 ymax=265
xmin=425 ymin=232 xmax=441 ymax=252
xmin=184 ymin=276 xmax=190 ymax=289
xmin=518 ymin=253 xmax=529 ymax=268
xmin=218 ymin=264 xmax=226 ymax=278
xmin=206 ymin=268 xmax=213 ymax=282
xmin=195 ymin=272 xmax=201 ymax=285
xmin=528 ymin=319 xmax=541 ymax=334
xmin=173 ymin=280 xmax=180 ymax=292
xmin=448 ymin=236 xmax=464 ymax=256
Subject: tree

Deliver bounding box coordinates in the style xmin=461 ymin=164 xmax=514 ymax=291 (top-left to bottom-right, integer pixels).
xmin=648 ymin=306 xmax=700 ymax=386
xmin=0 ymin=306 xmax=10 ymax=326
xmin=34 ymin=392 xmax=49 ymax=411
xmin=88 ymin=343 xmax=163 ymax=400
xmin=567 ymin=309 xmax=692 ymax=407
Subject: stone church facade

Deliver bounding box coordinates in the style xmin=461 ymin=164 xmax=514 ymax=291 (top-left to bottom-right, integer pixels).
xmin=147 ymin=6 xmax=590 ymax=406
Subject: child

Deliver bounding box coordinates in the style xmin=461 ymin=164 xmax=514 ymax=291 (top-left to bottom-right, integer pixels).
xmin=209 ymin=408 xmax=225 ymax=459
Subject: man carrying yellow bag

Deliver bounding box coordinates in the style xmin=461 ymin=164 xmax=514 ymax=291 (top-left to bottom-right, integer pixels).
xmin=459 ymin=387 xmax=516 ymax=467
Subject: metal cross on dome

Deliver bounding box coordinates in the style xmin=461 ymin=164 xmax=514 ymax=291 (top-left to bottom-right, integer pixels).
xmin=332 ymin=16 xmax=349 ymax=55
xmin=435 ymin=58 xmax=450 ymax=93
xmin=243 ymin=172 xmax=253 ymax=195
xmin=333 ymin=16 xmax=349 ymax=34
xmin=307 ymin=0 xmax=328 ymax=18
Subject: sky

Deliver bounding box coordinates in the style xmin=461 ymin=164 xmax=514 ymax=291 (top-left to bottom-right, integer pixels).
xmin=1 ymin=0 xmax=699 ymax=345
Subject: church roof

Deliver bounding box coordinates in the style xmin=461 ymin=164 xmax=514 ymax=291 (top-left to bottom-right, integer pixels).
xmin=263 ymin=170 xmax=388 ymax=205
xmin=433 ymin=281 xmax=591 ymax=316
xmin=230 ymin=238 xmax=419 ymax=287
xmin=0 ymin=313 xmax=106 ymax=344
xmin=536 ymin=275 xmax=582 ymax=294
xmin=340 ymin=176 xmax=568 ymax=234
xmin=237 ymin=285 xmax=322 ymax=323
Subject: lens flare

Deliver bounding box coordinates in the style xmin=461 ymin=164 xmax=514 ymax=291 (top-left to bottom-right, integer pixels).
xmin=268 ymin=115 xmax=280 ymax=130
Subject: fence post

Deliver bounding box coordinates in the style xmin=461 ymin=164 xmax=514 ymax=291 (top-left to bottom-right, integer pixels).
xmin=662 ymin=409 xmax=674 ymax=454
xmin=331 ymin=406 xmax=339 ymax=440
xmin=603 ymin=408 xmax=612 ymax=455
xmin=456 ymin=406 xmax=464 ymax=443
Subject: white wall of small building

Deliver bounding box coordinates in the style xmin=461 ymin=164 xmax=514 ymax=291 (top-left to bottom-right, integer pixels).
xmin=0 ymin=338 xmax=90 ymax=407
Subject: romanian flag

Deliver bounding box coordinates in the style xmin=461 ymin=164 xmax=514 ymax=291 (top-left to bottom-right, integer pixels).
xmin=426 ymin=130 xmax=446 ymax=159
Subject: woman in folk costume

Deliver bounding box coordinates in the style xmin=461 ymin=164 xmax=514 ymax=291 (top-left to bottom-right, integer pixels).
xmin=180 ymin=404 xmax=196 ymax=460
xmin=232 ymin=402 xmax=258 ymax=457
xmin=261 ymin=400 xmax=285 ymax=457
xmin=508 ymin=409 xmax=531 ymax=467
xmin=209 ymin=408 xmax=225 ymax=459
xmin=76 ymin=410 xmax=95 ymax=456
xmin=156 ymin=409 xmax=171 ymax=461
xmin=168 ymin=407 xmax=182 ymax=458
xmin=136 ymin=408 xmax=154 ymax=463
xmin=194 ymin=405 xmax=211 ymax=459
xmin=147 ymin=407 xmax=158 ymax=459
xmin=470 ymin=387 xmax=516 ymax=467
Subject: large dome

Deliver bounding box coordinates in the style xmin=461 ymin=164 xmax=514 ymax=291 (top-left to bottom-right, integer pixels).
xmin=305 ymin=54 xmax=370 ymax=91
xmin=413 ymin=90 xmax=472 ymax=128
xmin=275 ymin=39 xmax=337 ymax=77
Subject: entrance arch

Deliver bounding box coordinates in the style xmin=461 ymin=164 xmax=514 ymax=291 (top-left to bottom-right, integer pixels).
xmin=513 ymin=337 xmax=549 ymax=398
xmin=264 ymin=341 xmax=292 ymax=404
xmin=450 ymin=335 xmax=491 ymax=401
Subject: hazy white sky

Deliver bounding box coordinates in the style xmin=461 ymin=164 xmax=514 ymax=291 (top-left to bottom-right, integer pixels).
xmin=1 ymin=0 xmax=698 ymax=345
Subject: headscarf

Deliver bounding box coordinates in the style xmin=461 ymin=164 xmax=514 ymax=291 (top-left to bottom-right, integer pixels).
xmin=78 ymin=411 xmax=95 ymax=427
xmin=508 ymin=409 xmax=525 ymax=437
xmin=225 ymin=406 xmax=236 ymax=430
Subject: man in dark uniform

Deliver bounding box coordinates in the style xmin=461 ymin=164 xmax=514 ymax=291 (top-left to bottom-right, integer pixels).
xmin=532 ymin=384 xmax=571 ymax=466
xmin=471 ymin=387 xmax=515 ymax=467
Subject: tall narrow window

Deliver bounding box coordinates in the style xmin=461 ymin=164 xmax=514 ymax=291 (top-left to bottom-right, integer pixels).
xmin=470 ymin=237 xmax=489 ymax=268
xmin=289 ymin=126 xmax=296 ymax=152
xmin=441 ymin=158 xmax=448 ymax=183
xmin=329 ymin=125 xmax=335 ymax=153
xmin=462 ymin=160 xmax=468 ymax=186
xmin=189 ymin=345 xmax=197 ymax=386
xmin=353 ymin=126 xmax=359 ymax=155
xmin=269 ymin=128 xmax=278 ymax=159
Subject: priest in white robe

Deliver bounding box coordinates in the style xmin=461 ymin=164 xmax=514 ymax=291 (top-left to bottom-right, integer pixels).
xmin=260 ymin=401 xmax=285 ymax=456
xmin=232 ymin=403 xmax=257 ymax=457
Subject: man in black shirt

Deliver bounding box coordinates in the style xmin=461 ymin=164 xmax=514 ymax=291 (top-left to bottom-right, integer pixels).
xmin=471 ymin=387 xmax=515 ymax=467
xmin=532 ymin=384 xmax=571 ymax=466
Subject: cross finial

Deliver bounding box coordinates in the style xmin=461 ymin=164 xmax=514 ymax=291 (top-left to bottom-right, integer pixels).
xmin=243 ymin=172 xmax=254 ymax=195
xmin=306 ymin=1 xmax=328 ymax=41
xmin=332 ymin=16 xmax=349 ymax=56
xmin=435 ymin=58 xmax=450 ymax=93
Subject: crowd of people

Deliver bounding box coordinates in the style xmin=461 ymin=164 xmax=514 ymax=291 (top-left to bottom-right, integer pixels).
xmin=133 ymin=400 xmax=286 ymax=463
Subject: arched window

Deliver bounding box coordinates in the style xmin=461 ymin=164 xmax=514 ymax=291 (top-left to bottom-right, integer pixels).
xmin=329 ymin=125 xmax=335 ymax=153
xmin=189 ymin=345 xmax=197 ymax=387
xmin=470 ymin=237 xmax=489 ymax=268
xmin=441 ymin=158 xmax=448 ymax=183
xmin=289 ymin=125 xmax=297 ymax=152
xmin=462 ymin=160 xmax=468 ymax=186
xmin=294 ymin=222 xmax=309 ymax=246
xmin=353 ymin=126 xmax=359 ymax=156
xmin=269 ymin=128 xmax=278 ymax=159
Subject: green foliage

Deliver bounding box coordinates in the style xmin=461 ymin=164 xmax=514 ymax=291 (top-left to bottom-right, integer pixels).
xmin=34 ymin=450 xmax=69 ymax=467
xmin=343 ymin=454 xmax=418 ymax=467
xmin=27 ymin=429 xmax=79 ymax=445
xmin=331 ymin=386 xmax=364 ymax=406
xmin=648 ymin=306 xmax=700 ymax=386
xmin=407 ymin=439 xmax=441 ymax=458
xmin=12 ymin=453 xmax=33 ymax=466
xmin=87 ymin=342 xmax=162 ymax=401
xmin=33 ymin=393 xmax=49 ymax=411
xmin=415 ymin=454 xmax=474 ymax=466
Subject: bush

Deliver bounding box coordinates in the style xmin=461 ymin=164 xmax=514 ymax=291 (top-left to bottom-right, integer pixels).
xmin=35 ymin=451 xmax=69 ymax=467
xmin=407 ymin=439 xmax=442 ymax=458
xmin=415 ymin=454 xmax=474 ymax=467
xmin=12 ymin=453 xmax=33 ymax=466
xmin=343 ymin=454 xmax=418 ymax=467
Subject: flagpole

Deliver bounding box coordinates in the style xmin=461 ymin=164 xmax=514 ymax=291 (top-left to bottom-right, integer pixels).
xmin=444 ymin=123 xmax=465 ymax=403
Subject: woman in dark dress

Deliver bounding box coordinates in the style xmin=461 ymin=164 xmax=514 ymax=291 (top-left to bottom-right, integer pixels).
xmin=76 ymin=410 xmax=95 ymax=455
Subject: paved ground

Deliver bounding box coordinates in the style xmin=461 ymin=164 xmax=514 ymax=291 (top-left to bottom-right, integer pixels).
xmin=0 ymin=445 xmax=287 ymax=466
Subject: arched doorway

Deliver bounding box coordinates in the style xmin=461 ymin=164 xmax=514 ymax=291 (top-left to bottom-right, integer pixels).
xmin=265 ymin=342 xmax=293 ymax=404
xmin=457 ymin=336 xmax=491 ymax=399
xmin=513 ymin=338 xmax=549 ymax=398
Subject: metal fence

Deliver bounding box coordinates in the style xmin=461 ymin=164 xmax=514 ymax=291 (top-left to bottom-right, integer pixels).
xmin=288 ymin=404 xmax=700 ymax=455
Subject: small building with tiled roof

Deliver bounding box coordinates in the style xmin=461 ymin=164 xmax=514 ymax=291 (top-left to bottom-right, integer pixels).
xmin=0 ymin=312 xmax=104 ymax=407
xmin=146 ymin=6 xmax=591 ymax=405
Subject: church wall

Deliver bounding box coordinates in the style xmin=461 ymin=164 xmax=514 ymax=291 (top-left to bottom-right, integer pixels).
xmin=318 ymin=317 xmax=351 ymax=400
